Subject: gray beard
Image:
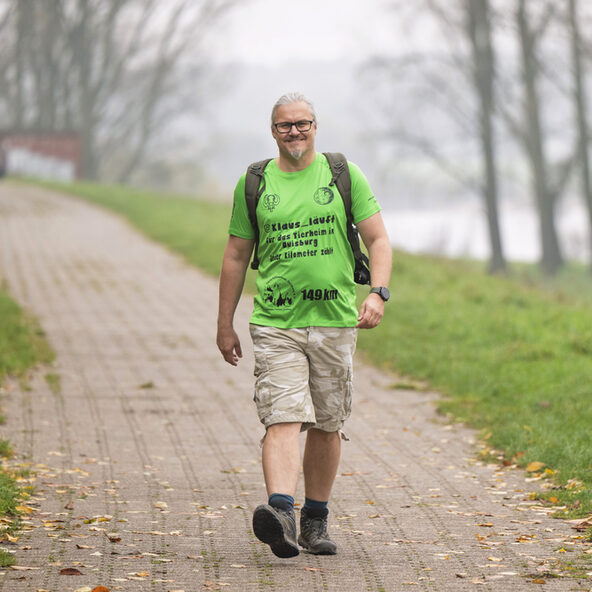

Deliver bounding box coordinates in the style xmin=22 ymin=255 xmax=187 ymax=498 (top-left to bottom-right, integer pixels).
xmin=288 ymin=147 xmax=303 ymax=160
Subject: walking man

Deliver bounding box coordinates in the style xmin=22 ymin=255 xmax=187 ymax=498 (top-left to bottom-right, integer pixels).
xmin=217 ymin=92 xmax=392 ymax=557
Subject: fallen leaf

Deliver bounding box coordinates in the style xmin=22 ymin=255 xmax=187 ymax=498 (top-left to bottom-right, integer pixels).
xmin=15 ymin=505 xmax=35 ymax=514
xmin=91 ymin=587 xmax=111 ymax=592
xmin=154 ymin=501 xmax=168 ymax=511
xmin=567 ymin=516 xmax=592 ymax=531
xmin=304 ymin=567 xmax=323 ymax=572
xmin=526 ymin=462 xmax=546 ymax=473
xmin=107 ymin=533 xmax=122 ymax=542
xmin=60 ymin=567 xmax=83 ymax=575
xmin=130 ymin=571 xmax=150 ymax=578
xmin=74 ymin=587 xmax=92 ymax=592
xmin=531 ymin=579 xmax=546 ymax=584
xmin=488 ymin=557 xmax=503 ymax=562
xmin=11 ymin=566 xmax=41 ymax=571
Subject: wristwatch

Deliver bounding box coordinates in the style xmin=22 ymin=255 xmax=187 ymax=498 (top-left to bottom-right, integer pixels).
xmin=370 ymin=286 xmax=390 ymax=302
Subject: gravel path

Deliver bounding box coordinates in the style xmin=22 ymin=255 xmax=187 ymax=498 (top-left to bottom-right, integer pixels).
xmin=0 ymin=182 xmax=589 ymax=592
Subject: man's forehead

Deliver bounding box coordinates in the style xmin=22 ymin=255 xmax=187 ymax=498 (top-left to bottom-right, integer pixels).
xmin=273 ymin=102 xmax=313 ymax=120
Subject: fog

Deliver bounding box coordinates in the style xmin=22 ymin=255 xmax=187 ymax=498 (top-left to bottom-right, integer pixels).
xmin=2 ymin=0 xmax=591 ymax=268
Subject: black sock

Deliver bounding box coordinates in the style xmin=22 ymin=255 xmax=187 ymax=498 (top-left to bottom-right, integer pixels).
xmin=303 ymin=497 xmax=329 ymax=518
xmin=268 ymin=493 xmax=295 ymax=512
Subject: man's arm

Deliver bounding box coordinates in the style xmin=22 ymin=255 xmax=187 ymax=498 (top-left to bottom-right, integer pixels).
xmin=217 ymin=235 xmax=254 ymax=365
xmin=356 ymin=212 xmax=392 ymax=329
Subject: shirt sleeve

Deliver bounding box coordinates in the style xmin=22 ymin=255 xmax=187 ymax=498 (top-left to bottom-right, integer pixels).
xmin=348 ymin=161 xmax=381 ymax=224
xmin=228 ymin=174 xmax=256 ymax=239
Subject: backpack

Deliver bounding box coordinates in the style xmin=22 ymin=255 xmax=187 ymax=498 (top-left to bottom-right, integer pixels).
xmin=244 ymin=152 xmax=371 ymax=285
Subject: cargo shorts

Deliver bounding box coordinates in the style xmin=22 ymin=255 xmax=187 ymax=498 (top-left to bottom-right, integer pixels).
xmin=249 ymin=325 xmax=358 ymax=432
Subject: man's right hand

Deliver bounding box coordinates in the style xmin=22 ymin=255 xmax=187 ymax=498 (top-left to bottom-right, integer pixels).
xmin=217 ymin=326 xmax=243 ymax=366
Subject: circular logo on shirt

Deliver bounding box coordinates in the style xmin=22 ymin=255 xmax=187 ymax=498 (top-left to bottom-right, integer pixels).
xmin=314 ymin=186 xmax=334 ymax=205
xmin=263 ymin=276 xmax=296 ymax=309
xmin=262 ymin=193 xmax=280 ymax=212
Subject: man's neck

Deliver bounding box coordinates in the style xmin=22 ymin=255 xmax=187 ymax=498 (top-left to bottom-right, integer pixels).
xmin=276 ymin=151 xmax=316 ymax=172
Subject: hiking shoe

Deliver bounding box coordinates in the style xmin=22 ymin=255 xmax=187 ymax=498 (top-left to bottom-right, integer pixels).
xmin=252 ymin=504 xmax=299 ymax=558
xmin=298 ymin=507 xmax=337 ymax=555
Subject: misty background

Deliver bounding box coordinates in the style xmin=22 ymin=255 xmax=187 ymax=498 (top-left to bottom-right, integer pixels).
xmin=1 ymin=0 xmax=591 ymax=272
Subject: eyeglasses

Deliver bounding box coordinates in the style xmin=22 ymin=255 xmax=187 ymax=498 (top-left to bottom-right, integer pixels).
xmin=273 ymin=120 xmax=315 ymax=133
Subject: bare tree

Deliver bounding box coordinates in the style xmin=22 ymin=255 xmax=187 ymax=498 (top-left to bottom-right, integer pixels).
xmin=0 ymin=0 xmax=239 ymax=181
xmin=466 ymin=0 xmax=505 ymax=273
xmin=515 ymin=0 xmax=564 ymax=274
xmin=364 ymin=0 xmax=506 ymax=272
xmin=568 ymin=0 xmax=592 ymax=271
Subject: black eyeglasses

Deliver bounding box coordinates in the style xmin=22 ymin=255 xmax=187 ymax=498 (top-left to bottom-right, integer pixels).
xmin=273 ymin=120 xmax=315 ymax=133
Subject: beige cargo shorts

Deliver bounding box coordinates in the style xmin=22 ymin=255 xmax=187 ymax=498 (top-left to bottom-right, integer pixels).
xmin=249 ymin=324 xmax=358 ymax=432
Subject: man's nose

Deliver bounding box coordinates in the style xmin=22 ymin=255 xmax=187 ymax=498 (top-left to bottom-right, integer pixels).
xmin=288 ymin=124 xmax=301 ymax=135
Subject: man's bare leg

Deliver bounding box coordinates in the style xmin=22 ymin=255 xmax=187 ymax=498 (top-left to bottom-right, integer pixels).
xmin=254 ymin=422 xmax=302 ymax=558
xmin=261 ymin=422 xmax=302 ymax=496
xmin=302 ymin=428 xmax=341 ymax=501
xmin=299 ymin=428 xmax=340 ymax=554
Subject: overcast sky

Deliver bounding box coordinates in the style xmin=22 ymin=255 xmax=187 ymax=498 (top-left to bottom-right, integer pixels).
xmin=209 ymin=0 xmax=431 ymax=66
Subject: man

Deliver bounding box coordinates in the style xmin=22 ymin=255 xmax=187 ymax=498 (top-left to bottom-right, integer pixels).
xmin=217 ymin=92 xmax=391 ymax=558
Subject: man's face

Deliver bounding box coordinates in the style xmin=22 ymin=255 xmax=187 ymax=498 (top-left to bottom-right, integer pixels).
xmin=271 ymin=101 xmax=317 ymax=161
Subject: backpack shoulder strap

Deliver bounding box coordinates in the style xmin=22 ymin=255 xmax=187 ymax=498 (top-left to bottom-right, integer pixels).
xmin=323 ymin=152 xmax=371 ymax=285
xmin=245 ymin=158 xmax=272 ymax=270
xmin=324 ymin=152 xmax=351 ymax=217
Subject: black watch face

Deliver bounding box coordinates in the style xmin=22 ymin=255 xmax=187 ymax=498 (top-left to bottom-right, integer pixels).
xmin=372 ymin=287 xmax=390 ymax=301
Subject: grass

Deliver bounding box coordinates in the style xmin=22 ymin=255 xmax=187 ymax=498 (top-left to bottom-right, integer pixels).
xmin=355 ymin=254 xmax=592 ymax=515
xmin=0 ymin=287 xmax=54 ymax=385
xmin=0 ymin=284 xmax=54 ymax=555
xmin=25 ymin=179 xmax=592 ymax=517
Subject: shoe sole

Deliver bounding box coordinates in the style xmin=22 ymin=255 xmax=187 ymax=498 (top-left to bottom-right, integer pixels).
xmin=253 ymin=505 xmax=299 ymax=558
xmin=298 ymin=535 xmax=337 ymax=555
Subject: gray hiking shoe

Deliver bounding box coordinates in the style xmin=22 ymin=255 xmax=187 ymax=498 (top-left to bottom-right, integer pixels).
xmin=252 ymin=504 xmax=299 ymax=558
xmin=298 ymin=507 xmax=337 ymax=555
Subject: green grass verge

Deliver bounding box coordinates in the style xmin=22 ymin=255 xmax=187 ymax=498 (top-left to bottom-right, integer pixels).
xmin=0 ymin=284 xmax=54 ymax=557
xmin=0 ymin=288 xmax=54 ymax=383
xmin=27 ymin=179 xmax=592 ymax=517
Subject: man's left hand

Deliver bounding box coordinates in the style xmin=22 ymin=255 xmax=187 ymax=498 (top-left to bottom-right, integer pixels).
xmin=356 ymin=294 xmax=385 ymax=329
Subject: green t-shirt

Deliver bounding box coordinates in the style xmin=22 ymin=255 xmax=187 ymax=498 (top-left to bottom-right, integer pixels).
xmin=229 ymin=153 xmax=381 ymax=328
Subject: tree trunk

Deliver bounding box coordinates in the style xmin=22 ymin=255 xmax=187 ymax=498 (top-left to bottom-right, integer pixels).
xmin=75 ymin=0 xmax=98 ymax=179
xmin=517 ymin=0 xmax=563 ymax=274
xmin=568 ymin=0 xmax=592 ymax=272
xmin=467 ymin=0 xmax=506 ymax=273
xmin=14 ymin=0 xmax=31 ymax=128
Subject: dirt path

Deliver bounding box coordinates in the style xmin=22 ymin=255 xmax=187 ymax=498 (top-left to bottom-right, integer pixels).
xmin=0 ymin=182 xmax=588 ymax=592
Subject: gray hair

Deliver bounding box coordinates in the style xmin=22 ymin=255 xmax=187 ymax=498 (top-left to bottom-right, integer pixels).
xmin=271 ymin=92 xmax=318 ymax=125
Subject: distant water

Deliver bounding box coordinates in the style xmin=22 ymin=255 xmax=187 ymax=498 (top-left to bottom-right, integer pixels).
xmin=381 ymin=197 xmax=590 ymax=264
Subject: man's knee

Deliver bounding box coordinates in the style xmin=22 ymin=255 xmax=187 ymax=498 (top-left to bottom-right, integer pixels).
xmin=265 ymin=422 xmax=302 ymax=441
